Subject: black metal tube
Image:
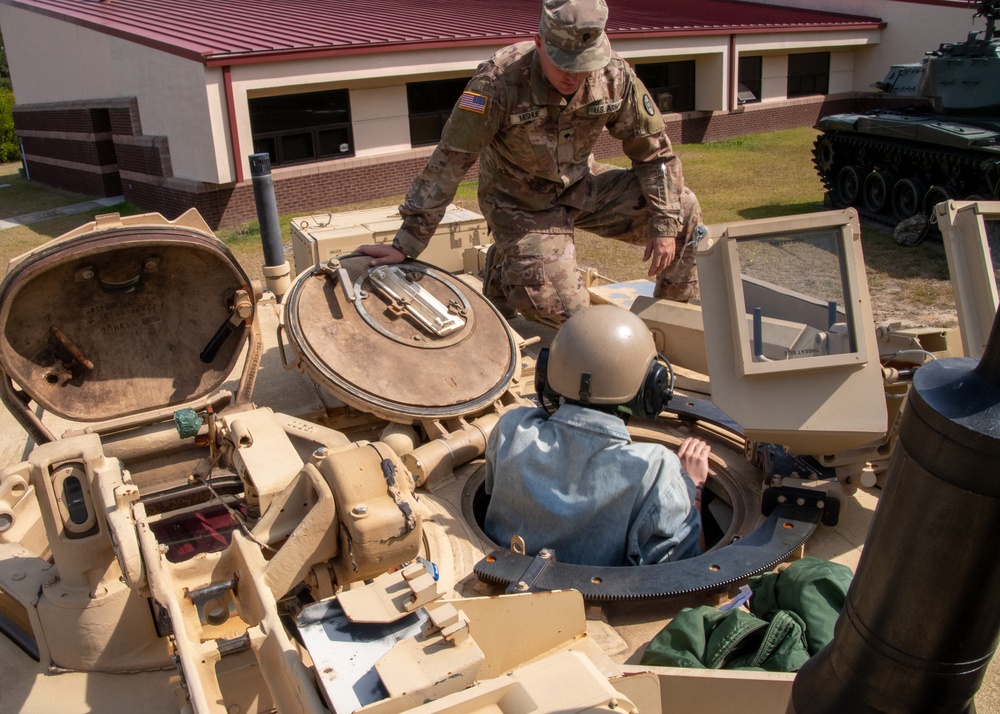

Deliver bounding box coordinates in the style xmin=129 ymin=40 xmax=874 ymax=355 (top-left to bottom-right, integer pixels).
xmin=787 ymin=306 xmax=1000 ymax=714
xmin=249 ymin=153 xmax=285 ymax=268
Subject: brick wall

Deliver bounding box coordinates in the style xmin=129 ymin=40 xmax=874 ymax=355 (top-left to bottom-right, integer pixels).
xmin=13 ymin=98 xmax=140 ymax=198
xmin=25 ymin=161 xmax=122 ymax=197
xmin=14 ymin=105 xmax=112 ymax=134
xmin=15 ymin=93 xmax=921 ymax=229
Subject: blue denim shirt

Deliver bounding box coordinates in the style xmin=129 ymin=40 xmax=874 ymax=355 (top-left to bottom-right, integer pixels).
xmin=484 ymin=404 xmax=702 ymax=567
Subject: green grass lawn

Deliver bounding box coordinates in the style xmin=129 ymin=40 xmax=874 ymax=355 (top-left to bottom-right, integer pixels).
xmin=0 ymin=162 xmax=103 ymax=219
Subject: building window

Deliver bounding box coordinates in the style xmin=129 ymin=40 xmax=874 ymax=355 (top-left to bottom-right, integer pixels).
xmin=407 ymin=78 xmax=469 ymax=147
xmin=249 ymin=89 xmax=354 ymax=167
xmin=738 ymin=56 xmax=762 ymax=104
xmin=787 ymin=52 xmax=830 ymax=98
xmin=634 ymin=60 xmax=695 ymax=113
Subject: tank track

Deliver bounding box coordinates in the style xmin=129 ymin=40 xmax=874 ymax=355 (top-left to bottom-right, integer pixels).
xmin=813 ymin=131 xmax=1000 ymax=234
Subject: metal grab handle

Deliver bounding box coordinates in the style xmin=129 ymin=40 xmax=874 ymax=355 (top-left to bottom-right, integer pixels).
xmin=275 ymin=323 xmax=299 ymax=371
xmin=199 ymin=290 xmax=253 ymax=364
xmin=50 ymin=326 xmax=95 ymax=371
xmin=200 ymin=318 xmax=237 ymax=363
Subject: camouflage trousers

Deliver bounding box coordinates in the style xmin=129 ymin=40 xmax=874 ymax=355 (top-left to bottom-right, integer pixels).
xmin=483 ymin=169 xmax=702 ymax=326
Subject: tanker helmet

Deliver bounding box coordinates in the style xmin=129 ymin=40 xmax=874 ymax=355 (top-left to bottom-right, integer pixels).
xmin=537 ymin=304 xmax=672 ymax=417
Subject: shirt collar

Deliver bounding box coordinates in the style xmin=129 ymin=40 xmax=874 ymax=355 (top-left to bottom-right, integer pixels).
xmin=549 ymin=403 xmax=632 ymax=441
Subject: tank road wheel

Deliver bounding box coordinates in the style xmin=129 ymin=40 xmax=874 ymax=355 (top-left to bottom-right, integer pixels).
xmin=922 ymin=185 xmax=954 ymax=217
xmin=891 ymin=178 xmax=927 ymax=221
xmin=863 ymin=170 xmax=894 ymax=214
xmin=835 ymin=165 xmax=863 ymax=207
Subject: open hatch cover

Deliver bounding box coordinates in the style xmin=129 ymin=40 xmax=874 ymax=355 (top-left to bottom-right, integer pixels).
xmin=0 ymin=211 xmax=257 ymax=424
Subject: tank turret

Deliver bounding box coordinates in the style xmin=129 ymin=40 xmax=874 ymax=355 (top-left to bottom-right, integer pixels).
xmin=813 ymin=0 xmax=1000 ymax=244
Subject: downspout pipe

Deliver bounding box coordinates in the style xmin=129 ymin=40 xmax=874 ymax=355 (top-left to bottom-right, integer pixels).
xmin=249 ymin=153 xmax=291 ymax=299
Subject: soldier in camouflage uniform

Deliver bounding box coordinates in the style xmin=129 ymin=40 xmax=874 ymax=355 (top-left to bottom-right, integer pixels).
xmin=357 ymin=0 xmax=702 ymax=326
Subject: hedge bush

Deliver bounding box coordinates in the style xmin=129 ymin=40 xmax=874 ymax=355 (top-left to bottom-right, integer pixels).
xmin=0 ymin=88 xmax=19 ymax=163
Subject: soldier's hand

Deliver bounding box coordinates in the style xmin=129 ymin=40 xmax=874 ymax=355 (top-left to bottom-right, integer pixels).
xmin=644 ymin=235 xmax=677 ymax=276
xmin=678 ymin=437 xmax=711 ymax=490
xmin=356 ymin=244 xmax=406 ymax=267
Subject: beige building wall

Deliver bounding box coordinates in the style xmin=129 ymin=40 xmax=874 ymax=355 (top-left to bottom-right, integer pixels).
xmin=621 ymin=37 xmax=727 ymax=112
xmin=761 ymin=55 xmax=790 ymax=102
xmin=1 ymin=7 xmax=116 ymax=101
xmin=695 ymin=54 xmax=728 ymax=112
xmin=349 ymin=86 xmax=412 ymax=156
xmin=829 ymin=50 xmax=855 ymax=94
xmin=619 ymin=36 xmax=730 ymax=58
xmin=735 ymin=29 xmax=878 ymax=101
xmin=0 ymin=5 xmax=230 ymax=185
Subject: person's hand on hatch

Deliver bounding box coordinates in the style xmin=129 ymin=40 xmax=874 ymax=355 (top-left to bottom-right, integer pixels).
xmin=355 ymin=244 xmax=406 ymax=267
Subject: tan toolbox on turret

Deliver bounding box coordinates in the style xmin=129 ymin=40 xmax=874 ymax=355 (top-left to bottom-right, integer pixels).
xmin=291 ymin=204 xmax=490 ymax=275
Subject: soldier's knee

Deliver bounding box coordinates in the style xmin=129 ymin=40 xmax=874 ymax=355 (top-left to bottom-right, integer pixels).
xmin=505 ymin=281 xmax=589 ymax=324
xmin=500 ymin=256 xmax=588 ymax=323
xmin=679 ymin=187 xmax=703 ymax=226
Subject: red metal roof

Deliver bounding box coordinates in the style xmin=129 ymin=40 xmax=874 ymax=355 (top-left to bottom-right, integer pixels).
xmin=0 ymin=0 xmax=889 ymax=66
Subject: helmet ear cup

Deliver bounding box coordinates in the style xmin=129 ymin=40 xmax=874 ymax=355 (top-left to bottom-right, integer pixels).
xmin=534 ymin=347 xmax=549 ymax=403
xmin=642 ymin=361 xmax=671 ymax=417
xmin=622 ymin=360 xmax=672 ymax=418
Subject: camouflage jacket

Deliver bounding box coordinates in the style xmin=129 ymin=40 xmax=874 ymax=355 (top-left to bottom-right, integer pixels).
xmin=393 ymin=42 xmax=685 ymax=258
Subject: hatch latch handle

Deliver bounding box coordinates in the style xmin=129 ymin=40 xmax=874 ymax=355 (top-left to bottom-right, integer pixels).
xmin=200 ymin=290 xmax=253 ymax=363
xmin=317 ymin=258 xmax=357 ymax=303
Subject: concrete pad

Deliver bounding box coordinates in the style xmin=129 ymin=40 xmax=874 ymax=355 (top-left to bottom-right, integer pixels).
xmin=0 ymin=196 xmax=126 ymax=231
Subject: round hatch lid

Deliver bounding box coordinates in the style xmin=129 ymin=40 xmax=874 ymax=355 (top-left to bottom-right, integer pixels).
xmin=283 ymin=256 xmax=518 ymax=423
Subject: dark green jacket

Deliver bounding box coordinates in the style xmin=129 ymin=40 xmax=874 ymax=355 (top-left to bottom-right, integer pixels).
xmin=639 ymin=557 xmax=853 ymax=672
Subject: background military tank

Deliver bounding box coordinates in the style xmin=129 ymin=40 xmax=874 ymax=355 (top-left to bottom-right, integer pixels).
xmin=813 ymin=0 xmax=1000 ymax=244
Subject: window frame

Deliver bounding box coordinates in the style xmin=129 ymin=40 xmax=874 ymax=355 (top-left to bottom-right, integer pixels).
xmin=634 ymin=60 xmax=696 ymax=114
xmin=249 ymin=88 xmax=355 ymax=167
xmin=737 ymin=55 xmax=763 ymax=105
xmin=406 ymin=77 xmax=470 ymax=147
xmin=786 ymin=52 xmax=830 ymax=98
xmin=713 ymin=211 xmax=870 ymax=377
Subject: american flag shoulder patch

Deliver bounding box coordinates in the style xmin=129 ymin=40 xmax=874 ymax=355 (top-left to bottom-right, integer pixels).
xmin=458 ymin=91 xmax=488 ymax=114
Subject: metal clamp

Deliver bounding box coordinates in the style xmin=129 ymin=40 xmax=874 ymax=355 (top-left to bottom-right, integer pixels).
xmin=762 ymin=483 xmax=841 ymax=527
xmin=505 ymin=548 xmax=557 ymax=594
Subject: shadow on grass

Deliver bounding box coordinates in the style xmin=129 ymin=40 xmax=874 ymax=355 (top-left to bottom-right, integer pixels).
xmin=737 ymin=202 xmax=826 ymax=221
xmin=857 ymin=219 xmax=952 ymax=282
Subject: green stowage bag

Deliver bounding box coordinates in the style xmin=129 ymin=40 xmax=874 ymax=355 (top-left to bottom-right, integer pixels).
xmin=639 ymin=556 xmax=853 ymax=672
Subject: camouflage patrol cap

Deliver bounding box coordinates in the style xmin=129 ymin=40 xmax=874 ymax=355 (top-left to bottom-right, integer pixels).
xmin=539 ymin=0 xmax=612 ymax=73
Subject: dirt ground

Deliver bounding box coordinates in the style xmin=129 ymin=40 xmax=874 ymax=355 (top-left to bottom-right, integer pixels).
xmin=874 ymin=220 xmax=1000 ymax=329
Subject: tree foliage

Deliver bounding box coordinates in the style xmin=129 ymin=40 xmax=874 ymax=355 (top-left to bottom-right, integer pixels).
xmin=0 ymin=24 xmax=10 ymax=91
xmin=0 ymin=24 xmax=20 ymax=162
xmin=0 ymin=88 xmax=17 ymax=162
